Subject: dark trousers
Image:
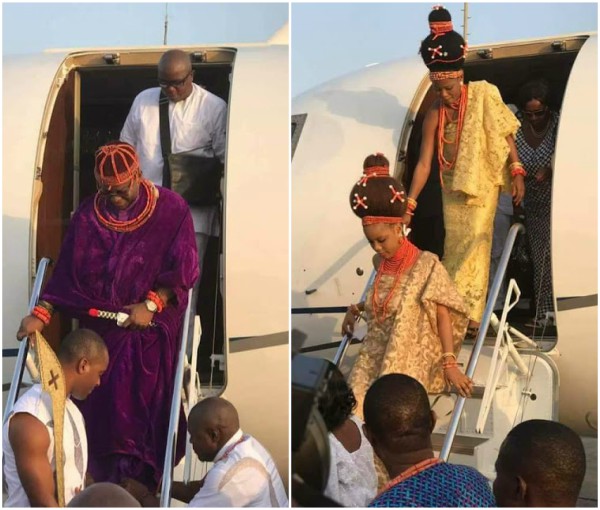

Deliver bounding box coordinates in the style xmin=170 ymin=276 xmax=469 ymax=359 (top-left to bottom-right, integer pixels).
xmin=196 ymin=235 xmax=224 ymax=382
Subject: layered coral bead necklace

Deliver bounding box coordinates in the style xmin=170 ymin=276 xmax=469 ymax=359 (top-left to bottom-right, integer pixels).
xmin=372 ymin=239 xmax=421 ymax=323
xmin=94 ymin=179 xmax=158 ymax=233
xmin=437 ymin=84 xmax=468 ymax=174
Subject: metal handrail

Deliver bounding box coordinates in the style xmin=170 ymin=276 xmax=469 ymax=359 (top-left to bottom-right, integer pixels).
xmin=333 ymin=268 xmax=377 ymax=367
xmin=160 ymin=288 xmax=193 ymax=507
xmin=3 ymin=257 xmax=52 ymax=425
xmin=440 ymin=222 xmax=525 ymax=461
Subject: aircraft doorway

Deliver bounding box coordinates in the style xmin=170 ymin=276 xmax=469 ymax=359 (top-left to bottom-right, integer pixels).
xmin=399 ymin=35 xmax=590 ymax=350
xmin=34 ymin=49 xmax=234 ymax=392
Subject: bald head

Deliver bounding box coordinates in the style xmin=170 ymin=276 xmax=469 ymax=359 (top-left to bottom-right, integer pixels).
xmin=188 ymin=398 xmax=240 ymax=462
xmin=494 ymin=420 xmax=586 ymax=507
xmin=190 ymin=397 xmax=240 ymax=430
xmin=68 ymin=482 xmax=141 ymax=507
xmin=158 ymin=49 xmax=192 ymax=75
xmin=157 ymin=50 xmax=194 ymax=102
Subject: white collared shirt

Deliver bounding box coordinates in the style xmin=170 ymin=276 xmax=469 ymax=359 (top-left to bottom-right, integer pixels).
xmin=188 ymin=429 xmax=288 ymax=507
xmin=120 ymin=83 xmax=227 ymax=234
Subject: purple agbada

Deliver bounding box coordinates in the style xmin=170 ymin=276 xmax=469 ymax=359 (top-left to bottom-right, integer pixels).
xmin=42 ymin=184 xmax=199 ymax=491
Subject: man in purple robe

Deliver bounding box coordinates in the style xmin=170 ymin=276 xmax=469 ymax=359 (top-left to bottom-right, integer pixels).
xmin=17 ymin=141 xmax=199 ymax=492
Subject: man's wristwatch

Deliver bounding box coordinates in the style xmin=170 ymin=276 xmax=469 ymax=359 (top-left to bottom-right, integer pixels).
xmin=144 ymin=299 xmax=158 ymax=313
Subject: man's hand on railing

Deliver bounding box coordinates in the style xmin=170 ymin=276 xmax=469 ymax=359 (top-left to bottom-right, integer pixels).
xmin=16 ymin=315 xmax=45 ymax=341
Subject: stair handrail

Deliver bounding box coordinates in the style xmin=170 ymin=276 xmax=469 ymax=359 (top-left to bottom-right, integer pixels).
xmin=440 ymin=222 xmax=525 ymax=461
xmin=333 ymin=268 xmax=377 ymax=367
xmin=160 ymin=288 xmax=193 ymax=507
xmin=3 ymin=257 xmax=52 ymax=425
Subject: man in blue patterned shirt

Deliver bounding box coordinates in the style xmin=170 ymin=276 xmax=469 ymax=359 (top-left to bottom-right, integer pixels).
xmin=364 ymin=374 xmax=495 ymax=507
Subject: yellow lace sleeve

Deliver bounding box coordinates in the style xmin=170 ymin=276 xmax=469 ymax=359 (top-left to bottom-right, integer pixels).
xmin=450 ymin=81 xmax=520 ymax=199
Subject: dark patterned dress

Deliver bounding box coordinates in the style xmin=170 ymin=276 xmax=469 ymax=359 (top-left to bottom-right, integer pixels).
xmin=515 ymin=111 xmax=558 ymax=318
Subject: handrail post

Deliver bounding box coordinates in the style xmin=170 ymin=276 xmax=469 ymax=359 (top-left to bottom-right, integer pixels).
xmin=333 ymin=268 xmax=377 ymax=368
xmin=440 ymin=223 xmax=524 ymax=461
xmin=3 ymin=257 xmax=52 ymax=425
xmin=160 ymin=288 xmax=193 ymax=507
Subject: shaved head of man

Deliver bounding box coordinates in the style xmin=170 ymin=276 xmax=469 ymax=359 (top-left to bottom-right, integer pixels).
xmin=188 ymin=397 xmax=240 ymax=462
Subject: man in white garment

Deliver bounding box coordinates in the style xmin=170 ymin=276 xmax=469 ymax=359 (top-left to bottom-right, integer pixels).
xmin=3 ymin=329 xmax=109 ymax=507
xmin=121 ymin=397 xmax=288 ymax=507
xmin=120 ymin=49 xmax=227 ymax=380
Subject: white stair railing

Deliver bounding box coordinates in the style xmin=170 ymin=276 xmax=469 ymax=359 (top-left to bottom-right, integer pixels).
xmin=160 ymin=289 xmax=193 ymax=507
xmin=3 ymin=257 xmax=52 ymax=425
xmin=440 ymin=223 xmax=525 ymax=461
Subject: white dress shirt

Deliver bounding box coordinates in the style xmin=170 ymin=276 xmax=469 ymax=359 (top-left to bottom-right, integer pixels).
xmin=3 ymin=385 xmax=88 ymax=507
xmin=120 ymin=83 xmax=227 ymax=235
xmin=188 ymin=429 xmax=288 ymax=507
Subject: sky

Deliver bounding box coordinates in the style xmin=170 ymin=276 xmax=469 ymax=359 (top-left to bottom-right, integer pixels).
xmin=2 ymin=3 xmax=289 ymax=55
xmin=292 ymin=2 xmax=598 ymax=97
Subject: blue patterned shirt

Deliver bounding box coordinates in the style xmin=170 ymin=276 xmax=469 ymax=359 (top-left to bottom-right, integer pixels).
xmin=369 ymin=462 xmax=496 ymax=507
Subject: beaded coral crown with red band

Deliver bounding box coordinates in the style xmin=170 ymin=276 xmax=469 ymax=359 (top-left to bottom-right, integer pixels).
xmin=95 ymin=142 xmax=140 ymax=186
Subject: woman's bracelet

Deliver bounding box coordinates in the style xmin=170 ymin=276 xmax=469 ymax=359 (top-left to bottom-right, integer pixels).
xmin=441 ymin=352 xmax=457 ymax=360
xmin=443 ymin=362 xmax=459 ymax=370
xmin=509 ymin=162 xmax=527 ymax=178
xmin=406 ymin=197 xmax=418 ymax=211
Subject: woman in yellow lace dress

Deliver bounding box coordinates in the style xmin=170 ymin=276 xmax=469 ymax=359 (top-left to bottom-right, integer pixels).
xmin=343 ymin=153 xmax=473 ymax=421
xmin=404 ymin=6 xmax=525 ymax=336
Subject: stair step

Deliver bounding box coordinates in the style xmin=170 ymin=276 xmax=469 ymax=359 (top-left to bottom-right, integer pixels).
xmin=431 ymin=433 xmax=489 ymax=455
xmin=446 ymin=385 xmax=486 ymax=398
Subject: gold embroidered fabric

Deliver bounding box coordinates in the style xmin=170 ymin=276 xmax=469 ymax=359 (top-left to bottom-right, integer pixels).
xmin=447 ymin=80 xmax=520 ymax=202
xmin=441 ymin=183 xmax=499 ymax=322
xmin=34 ymin=331 xmax=67 ymax=507
xmin=438 ymin=81 xmax=519 ymax=322
xmin=348 ymin=251 xmax=469 ymax=422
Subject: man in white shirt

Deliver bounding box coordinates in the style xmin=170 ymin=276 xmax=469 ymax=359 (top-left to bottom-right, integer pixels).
xmin=122 ymin=397 xmax=288 ymax=507
xmin=121 ymin=49 xmax=227 ymax=382
xmin=3 ymin=329 xmax=109 ymax=507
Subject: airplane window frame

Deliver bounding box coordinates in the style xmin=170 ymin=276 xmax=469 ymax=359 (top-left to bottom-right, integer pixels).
xmin=291 ymin=113 xmax=307 ymax=159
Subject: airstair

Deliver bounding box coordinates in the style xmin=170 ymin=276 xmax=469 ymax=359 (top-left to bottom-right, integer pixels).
xmin=333 ymin=223 xmax=559 ymax=480
xmin=3 ymin=259 xmax=217 ymax=507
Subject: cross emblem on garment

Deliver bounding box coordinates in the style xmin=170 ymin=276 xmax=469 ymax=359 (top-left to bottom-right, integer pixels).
xmin=48 ymin=370 xmax=60 ymax=390
xmin=389 ymin=185 xmax=405 ymax=204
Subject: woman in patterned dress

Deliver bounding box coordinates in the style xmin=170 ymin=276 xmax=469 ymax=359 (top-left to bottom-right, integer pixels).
xmin=343 ymin=153 xmax=473 ymax=421
xmin=403 ymin=6 xmax=525 ymax=337
xmin=516 ymin=79 xmax=558 ymax=328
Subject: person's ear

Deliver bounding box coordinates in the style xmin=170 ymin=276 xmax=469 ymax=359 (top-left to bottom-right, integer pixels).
xmin=430 ymin=410 xmax=437 ymax=432
xmin=516 ymin=475 xmax=527 ymax=504
xmin=77 ymin=357 xmax=90 ymax=375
